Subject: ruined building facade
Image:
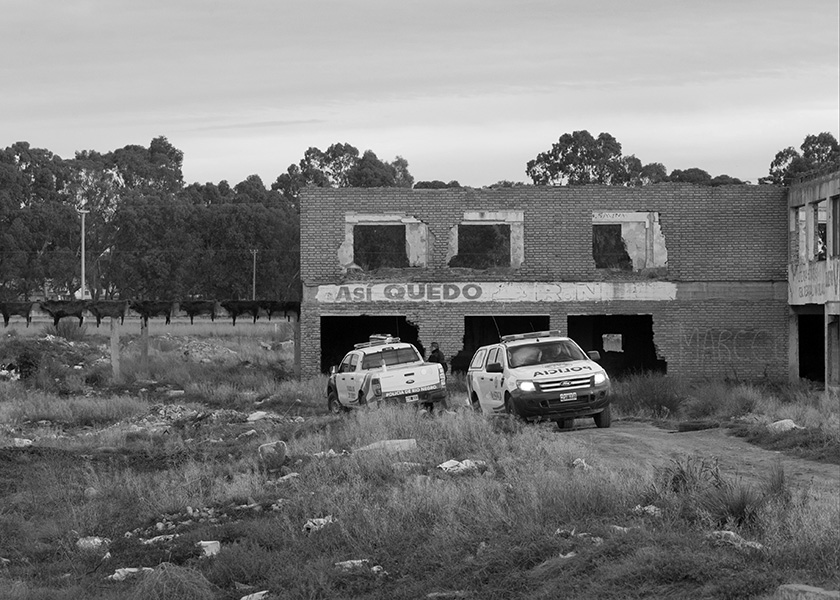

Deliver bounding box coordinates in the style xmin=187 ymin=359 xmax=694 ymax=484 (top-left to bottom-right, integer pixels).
xmin=300 ymin=184 xmax=792 ymax=381
xmin=787 ymin=170 xmax=840 ymax=390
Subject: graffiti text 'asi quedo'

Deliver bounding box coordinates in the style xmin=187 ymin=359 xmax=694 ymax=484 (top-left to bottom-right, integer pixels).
xmin=333 ymin=283 xmax=484 ymax=302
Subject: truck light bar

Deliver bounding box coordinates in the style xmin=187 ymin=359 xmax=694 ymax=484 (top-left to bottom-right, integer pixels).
xmin=354 ymin=334 xmax=401 ymax=349
xmin=500 ymin=330 xmax=564 ymax=343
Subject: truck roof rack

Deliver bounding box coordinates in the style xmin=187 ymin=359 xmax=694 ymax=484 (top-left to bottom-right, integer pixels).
xmin=500 ymin=330 xmax=563 ymax=343
xmin=354 ymin=334 xmax=401 ymax=349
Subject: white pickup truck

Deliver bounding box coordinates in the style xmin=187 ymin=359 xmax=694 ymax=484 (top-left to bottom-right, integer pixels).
xmin=466 ymin=330 xmax=612 ymax=429
xmin=327 ymin=335 xmax=448 ymax=412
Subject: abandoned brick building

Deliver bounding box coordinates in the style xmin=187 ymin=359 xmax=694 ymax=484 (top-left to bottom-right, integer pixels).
xmin=787 ymin=170 xmax=840 ymax=389
xmin=298 ymin=183 xmax=819 ymax=384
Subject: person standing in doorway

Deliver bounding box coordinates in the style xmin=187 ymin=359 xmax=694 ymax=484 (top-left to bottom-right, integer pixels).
xmin=427 ymin=341 xmax=448 ymax=373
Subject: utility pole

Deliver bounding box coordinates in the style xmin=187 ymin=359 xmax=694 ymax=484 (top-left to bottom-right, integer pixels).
xmin=251 ymin=249 xmax=258 ymax=300
xmin=79 ymin=208 xmax=89 ymax=300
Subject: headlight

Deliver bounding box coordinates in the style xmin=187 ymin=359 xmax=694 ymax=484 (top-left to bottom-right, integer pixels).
xmin=517 ymin=380 xmax=536 ymax=392
xmin=593 ymin=372 xmax=608 ymax=385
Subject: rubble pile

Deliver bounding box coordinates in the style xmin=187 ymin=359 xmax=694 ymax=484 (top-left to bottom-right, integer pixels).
xmin=126 ymin=499 xmax=292 ymax=540
xmin=0 ymin=335 xmax=106 ymax=380
xmin=134 ymin=403 xmax=248 ymax=429
xmin=178 ymin=337 xmax=239 ymax=363
xmin=0 ymin=363 xmax=20 ymax=381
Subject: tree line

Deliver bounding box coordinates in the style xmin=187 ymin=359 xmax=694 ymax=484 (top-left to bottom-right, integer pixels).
xmin=1 ymin=132 xmax=837 ymax=302
xmin=0 ymin=138 xmax=303 ymax=302
xmin=525 ymin=130 xmax=839 ymax=187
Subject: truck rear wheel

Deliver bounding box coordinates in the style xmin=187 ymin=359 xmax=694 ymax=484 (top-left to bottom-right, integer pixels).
xmin=328 ymin=390 xmax=345 ymax=414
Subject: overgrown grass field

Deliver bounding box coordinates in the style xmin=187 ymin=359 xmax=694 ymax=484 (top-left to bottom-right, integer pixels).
xmin=0 ymin=326 xmax=838 ymax=599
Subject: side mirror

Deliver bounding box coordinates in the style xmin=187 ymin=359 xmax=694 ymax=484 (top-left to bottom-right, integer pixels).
xmin=587 ymin=351 xmax=601 ymax=362
xmin=486 ymin=362 xmax=504 ymax=373
xmin=330 ymin=365 xmax=338 ymax=375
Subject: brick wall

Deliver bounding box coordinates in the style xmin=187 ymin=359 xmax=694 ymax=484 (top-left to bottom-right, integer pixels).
xmin=300 ymin=184 xmax=789 ymax=379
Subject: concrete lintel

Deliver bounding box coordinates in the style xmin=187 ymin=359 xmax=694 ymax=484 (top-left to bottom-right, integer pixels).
xmin=462 ymin=210 xmax=523 ymax=223
xmin=345 ymin=213 xmax=421 ymax=224
xmin=592 ymin=210 xmax=653 ymax=224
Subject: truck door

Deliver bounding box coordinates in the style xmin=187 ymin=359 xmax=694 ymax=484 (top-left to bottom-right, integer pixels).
xmin=476 ymin=346 xmax=504 ymax=409
xmin=337 ymin=353 xmax=360 ymax=403
xmin=485 ymin=347 xmax=506 ymax=407
xmin=466 ymin=348 xmax=487 ymax=401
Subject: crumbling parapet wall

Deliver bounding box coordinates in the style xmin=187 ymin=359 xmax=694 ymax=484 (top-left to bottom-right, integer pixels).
xmin=302 ymin=184 xmax=788 ymax=284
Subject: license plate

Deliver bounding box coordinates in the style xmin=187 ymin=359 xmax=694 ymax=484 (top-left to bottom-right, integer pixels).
xmin=406 ymin=394 xmax=419 ymax=403
xmin=559 ymin=392 xmax=577 ymax=401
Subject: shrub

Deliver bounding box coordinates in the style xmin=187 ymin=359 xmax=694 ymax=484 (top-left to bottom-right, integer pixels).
xmin=611 ymin=372 xmax=686 ymax=418
xmin=655 ymin=456 xmax=724 ymax=496
xmin=42 ymin=320 xmax=87 ymax=342
xmin=681 ymin=382 xmax=761 ymax=421
xmin=700 ymin=479 xmax=766 ymax=528
xmin=15 ymin=349 xmax=40 ymax=379
xmin=127 ymin=563 xmax=219 ymax=600
xmin=446 ymin=371 xmax=469 ymax=394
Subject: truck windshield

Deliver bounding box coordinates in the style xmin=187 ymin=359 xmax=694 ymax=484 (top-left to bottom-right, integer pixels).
xmin=362 ymin=347 xmax=422 ymax=369
xmin=508 ymin=341 xmax=587 ymax=368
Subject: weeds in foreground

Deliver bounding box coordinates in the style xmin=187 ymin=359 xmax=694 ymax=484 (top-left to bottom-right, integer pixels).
xmin=1 ymin=405 xmax=838 ymax=599
xmin=649 ymin=456 xmax=799 ymax=532
xmin=0 ymin=388 xmax=149 ymax=427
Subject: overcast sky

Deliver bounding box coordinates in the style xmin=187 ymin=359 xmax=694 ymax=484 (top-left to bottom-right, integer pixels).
xmin=1 ymin=0 xmax=838 ymax=187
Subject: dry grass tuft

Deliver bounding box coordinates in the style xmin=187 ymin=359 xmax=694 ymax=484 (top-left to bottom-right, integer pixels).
xmin=127 ymin=562 xmax=219 ymax=600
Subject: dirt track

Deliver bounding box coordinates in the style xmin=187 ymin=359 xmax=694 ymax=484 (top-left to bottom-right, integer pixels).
xmin=566 ymin=420 xmax=840 ymax=497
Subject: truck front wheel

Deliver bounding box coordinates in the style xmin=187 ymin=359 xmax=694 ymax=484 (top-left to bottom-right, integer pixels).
xmin=504 ymin=393 xmax=522 ymax=420
xmin=594 ymin=404 xmax=611 ymax=428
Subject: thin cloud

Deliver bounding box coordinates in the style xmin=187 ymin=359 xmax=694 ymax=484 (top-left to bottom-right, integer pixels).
xmin=185 ymin=119 xmax=325 ymax=132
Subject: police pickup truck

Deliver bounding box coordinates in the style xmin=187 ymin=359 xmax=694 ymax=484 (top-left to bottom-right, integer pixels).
xmin=327 ymin=335 xmax=448 ymax=413
xmin=466 ymin=330 xmax=611 ymax=429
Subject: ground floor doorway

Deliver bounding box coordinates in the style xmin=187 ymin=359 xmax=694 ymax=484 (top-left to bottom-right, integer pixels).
xmin=797 ymin=312 xmax=825 ymax=382
xmin=320 ymin=315 xmax=421 ymax=373
xmin=452 ymin=314 xmax=550 ymax=372
xmin=567 ymin=314 xmax=666 ymax=377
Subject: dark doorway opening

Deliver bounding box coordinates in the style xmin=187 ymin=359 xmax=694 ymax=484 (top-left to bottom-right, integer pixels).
xmin=567 ymin=314 xmax=666 ymax=377
xmin=452 ymin=315 xmax=550 ymax=372
xmin=320 ymin=315 xmax=421 ymax=373
xmin=798 ymin=312 xmax=824 ymax=381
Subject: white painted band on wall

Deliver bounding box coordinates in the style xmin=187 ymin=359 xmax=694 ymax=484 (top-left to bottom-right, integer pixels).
xmin=314 ymin=281 xmax=678 ymax=304
xmin=788 ymin=259 xmax=840 ymax=304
